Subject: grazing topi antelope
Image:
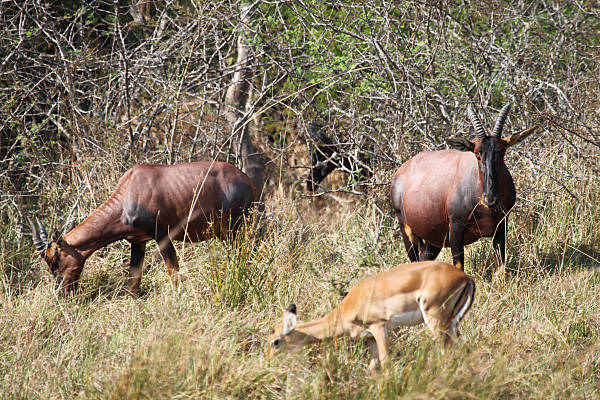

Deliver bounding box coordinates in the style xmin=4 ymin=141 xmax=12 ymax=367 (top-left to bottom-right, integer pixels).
xmin=391 ymin=103 xmax=538 ymax=272
xmin=30 ymin=161 xmax=256 ymax=296
xmin=268 ymin=261 xmax=475 ymax=371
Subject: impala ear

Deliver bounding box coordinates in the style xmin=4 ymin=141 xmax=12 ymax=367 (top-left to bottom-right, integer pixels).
xmin=445 ymin=137 xmax=475 ymax=152
xmin=282 ymin=304 xmax=297 ymax=335
xmin=503 ymin=126 xmax=539 ymax=146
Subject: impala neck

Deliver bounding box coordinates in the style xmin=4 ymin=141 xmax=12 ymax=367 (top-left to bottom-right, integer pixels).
xmin=62 ymin=195 xmax=128 ymax=259
xmin=289 ymin=308 xmax=346 ymax=345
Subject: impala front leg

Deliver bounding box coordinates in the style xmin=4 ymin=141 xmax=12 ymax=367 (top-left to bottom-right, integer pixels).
xmin=368 ymin=323 xmax=388 ymax=370
xmin=449 ymin=220 xmax=466 ymax=270
xmin=366 ymin=336 xmax=380 ymax=372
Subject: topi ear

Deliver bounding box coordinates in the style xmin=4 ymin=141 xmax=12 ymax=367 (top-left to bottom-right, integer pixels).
xmin=282 ymin=304 xmax=297 ymax=335
xmin=503 ymin=126 xmax=539 ymax=147
xmin=63 ymin=218 xmax=77 ymax=235
xmin=445 ymin=137 xmax=475 ymax=152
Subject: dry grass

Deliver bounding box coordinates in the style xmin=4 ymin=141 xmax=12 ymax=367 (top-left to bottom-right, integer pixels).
xmin=1 ymin=148 xmax=599 ymax=399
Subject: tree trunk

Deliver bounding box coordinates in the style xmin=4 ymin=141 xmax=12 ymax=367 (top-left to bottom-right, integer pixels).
xmin=224 ymin=2 xmax=264 ymax=199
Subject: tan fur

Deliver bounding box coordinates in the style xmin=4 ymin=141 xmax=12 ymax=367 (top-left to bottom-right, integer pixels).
xmin=268 ymin=261 xmax=475 ymax=371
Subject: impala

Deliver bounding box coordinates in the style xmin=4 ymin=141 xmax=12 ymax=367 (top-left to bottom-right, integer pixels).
xmin=268 ymin=261 xmax=475 ymax=370
xmin=30 ymin=160 xmax=256 ymax=296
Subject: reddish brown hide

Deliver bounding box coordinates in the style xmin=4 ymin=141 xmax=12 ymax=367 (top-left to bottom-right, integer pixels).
xmin=390 ymin=104 xmax=537 ymax=272
xmin=30 ymin=161 xmax=257 ymax=295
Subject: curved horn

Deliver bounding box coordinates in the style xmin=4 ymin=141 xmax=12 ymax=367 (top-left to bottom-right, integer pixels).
xmin=37 ymin=217 xmax=49 ymax=244
xmin=28 ymin=216 xmax=48 ymax=251
xmin=492 ymin=103 xmax=511 ymax=138
xmin=467 ymin=104 xmax=487 ymax=139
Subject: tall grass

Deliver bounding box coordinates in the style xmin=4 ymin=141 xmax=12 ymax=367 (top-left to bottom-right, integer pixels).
xmin=1 ymin=148 xmax=599 ymax=399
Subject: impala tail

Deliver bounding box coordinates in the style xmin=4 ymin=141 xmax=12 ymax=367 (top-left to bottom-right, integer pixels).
xmin=449 ymin=279 xmax=476 ymax=335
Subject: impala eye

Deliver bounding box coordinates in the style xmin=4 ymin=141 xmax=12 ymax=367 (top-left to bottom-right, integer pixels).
xmin=271 ymin=338 xmax=281 ymax=348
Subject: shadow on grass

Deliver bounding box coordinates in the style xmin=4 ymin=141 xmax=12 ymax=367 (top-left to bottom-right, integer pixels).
xmin=472 ymin=241 xmax=600 ymax=282
xmin=75 ymin=269 xmax=135 ymax=303
xmin=538 ymin=242 xmax=600 ymax=274
xmin=73 ymin=261 xmax=165 ymax=303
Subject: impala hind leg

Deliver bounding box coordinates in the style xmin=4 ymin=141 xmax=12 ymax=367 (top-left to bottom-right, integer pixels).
xmin=400 ymin=222 xmax=421 ymax=262
xmin=128 ymin=242 xmax=146 ymax=296
xmin=420 ymin=280 xmax=475 ymax=346
xmin=421 ymin=310 xmax=454 ymax=346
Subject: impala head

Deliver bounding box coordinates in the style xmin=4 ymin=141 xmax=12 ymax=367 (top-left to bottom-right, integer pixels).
xmin=268 ymin=304 xmax=298 ymax=357
xmin=29 ymin=217 xmax=83 ymax=294
xmin=446 ymin=103 xmax=538 ymax=208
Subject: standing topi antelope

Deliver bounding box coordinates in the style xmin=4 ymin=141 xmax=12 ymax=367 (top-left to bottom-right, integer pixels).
xmin=30 ymin=161 xmax=256 ymax=296
xmin=268 ymin=261 xmax=475 ymax=371
xmin=391 ymin=103 xmax=538 ymax=272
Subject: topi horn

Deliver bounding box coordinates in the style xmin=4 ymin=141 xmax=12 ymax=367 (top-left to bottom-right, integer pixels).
xmin=29 ymin=216 xmax=49 ymax=251
xmin=492 ymin=103 xmax=511 ymax=138
xmin=37 ymin=217 xmax=49 ymax=244
xmin=467 ymin=104 xmax=487 ymax=139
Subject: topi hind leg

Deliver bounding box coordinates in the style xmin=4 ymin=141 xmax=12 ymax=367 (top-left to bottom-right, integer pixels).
xmin=419 ymin=242 xmax=442 ymax=261
xmin=154 ymin=229 xmax=181 ymax=286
